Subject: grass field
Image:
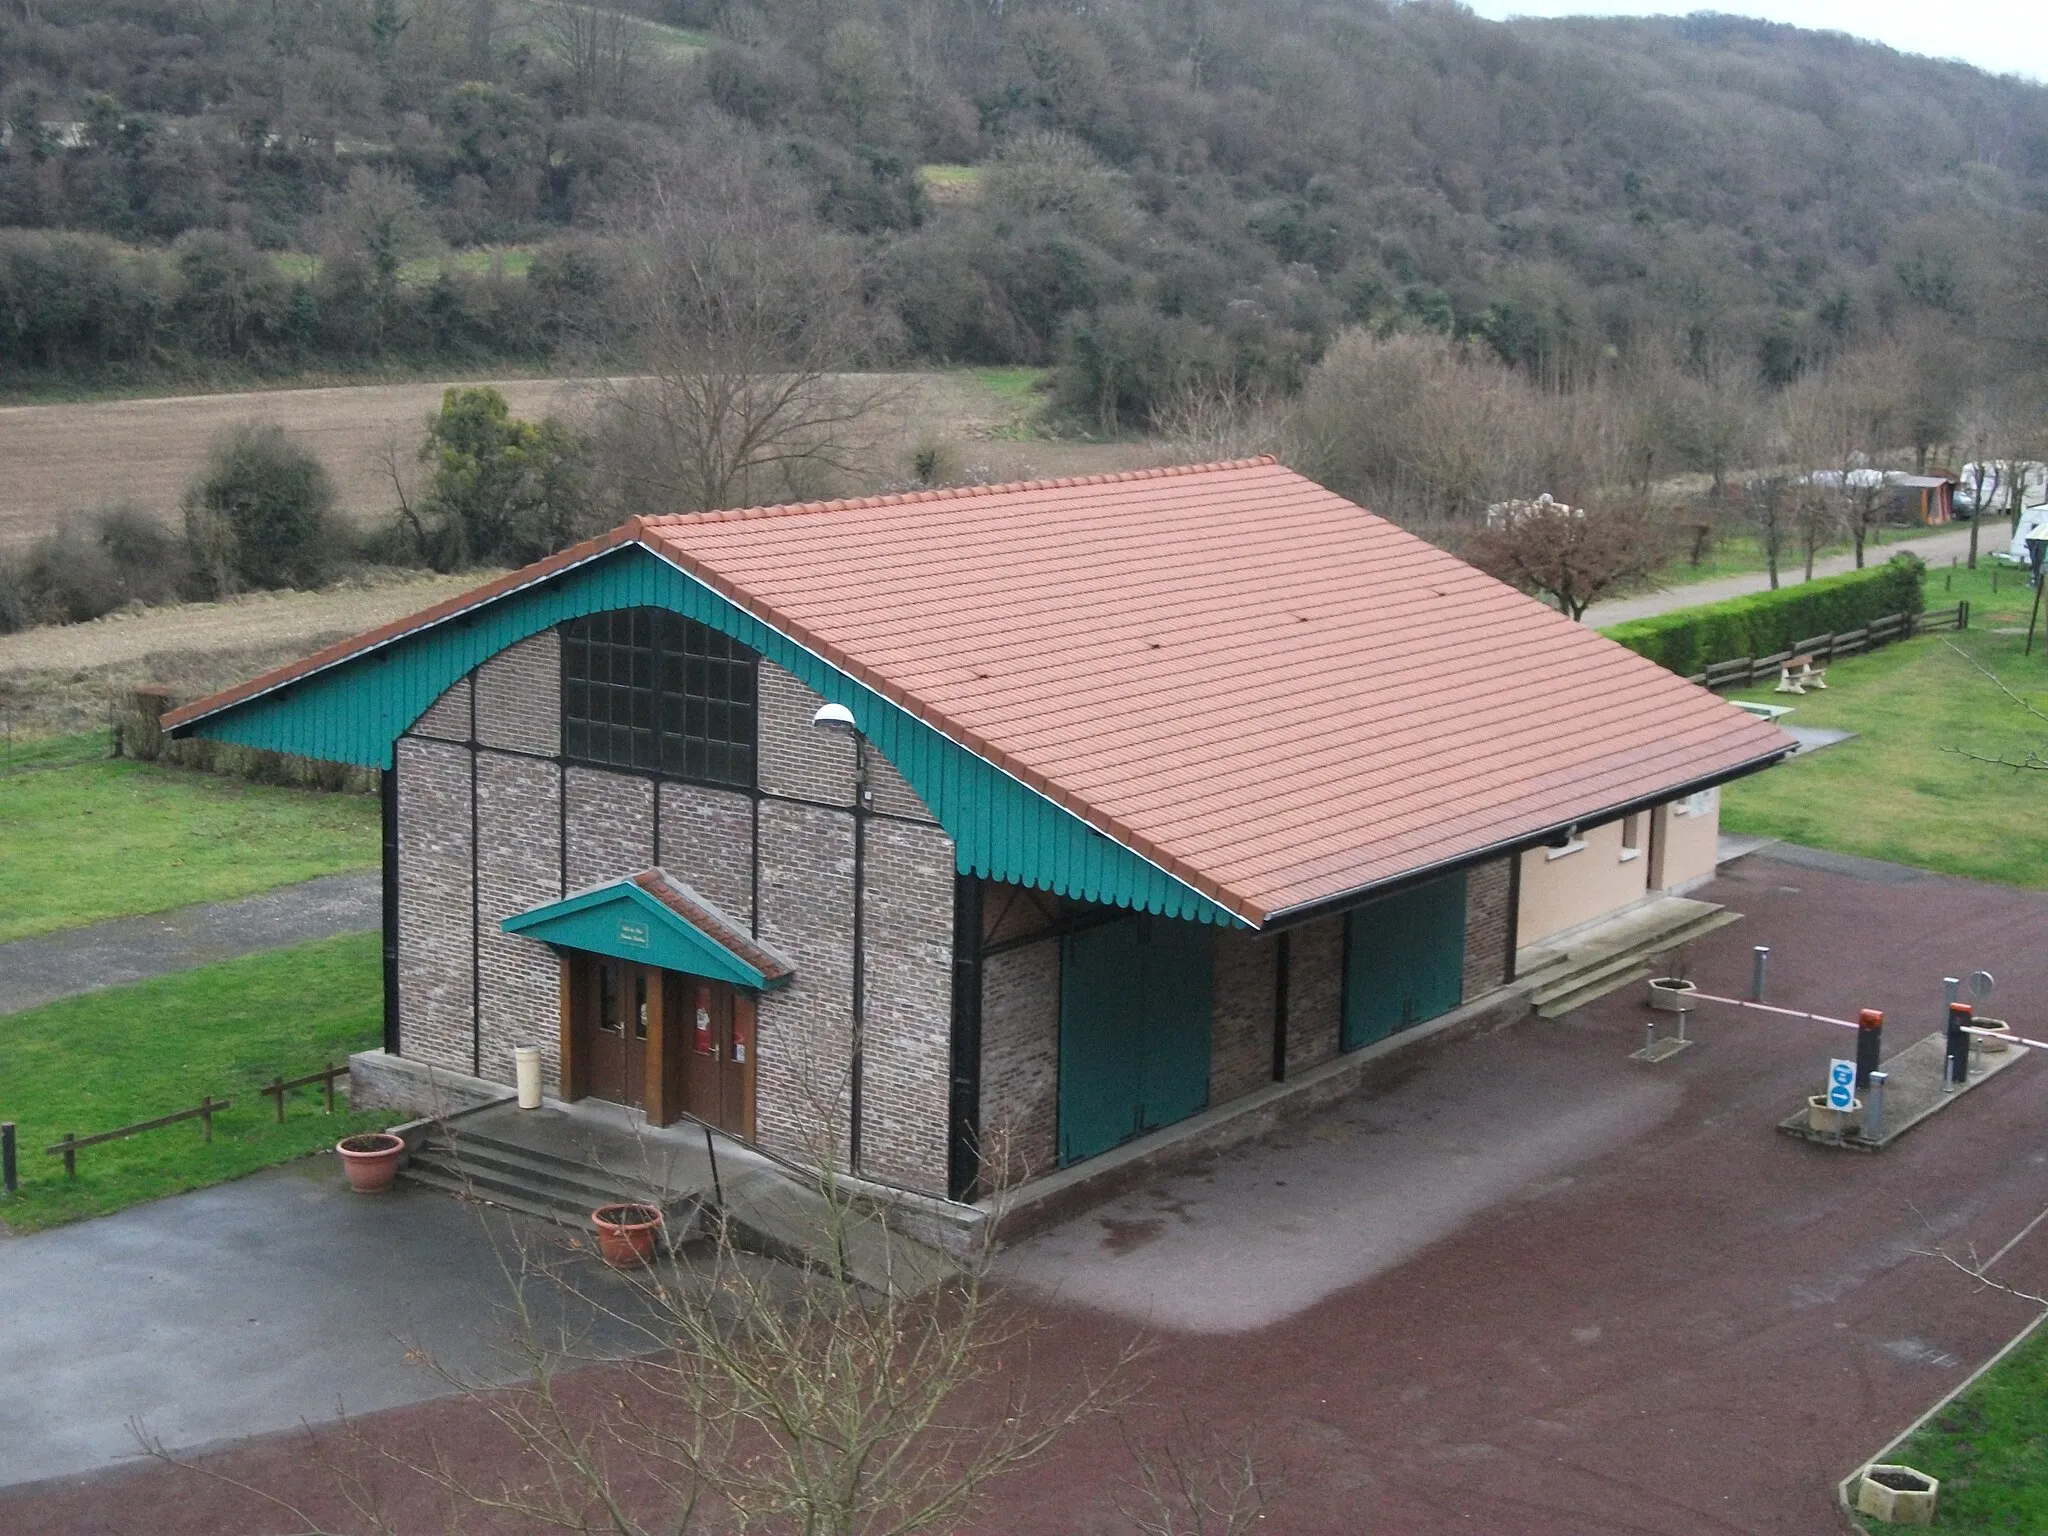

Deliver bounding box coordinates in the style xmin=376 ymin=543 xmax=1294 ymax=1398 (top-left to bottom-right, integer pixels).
xmin=1721 ymin=560 xmax=2048 ymax=888
xmin=1869 ymin=1314 xmax=2048 ymax=1533
xmin=0 ymin=933 xmax=391 ymax=1231
xmin=1657 ymin=522 xmax=1957 ymax=590
xmin=0 ymin=737 xmax=377 ymax=941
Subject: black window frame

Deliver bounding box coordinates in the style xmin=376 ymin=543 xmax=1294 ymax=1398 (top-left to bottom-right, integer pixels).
xmin=560 ymin=608 xmax=759 ymax=791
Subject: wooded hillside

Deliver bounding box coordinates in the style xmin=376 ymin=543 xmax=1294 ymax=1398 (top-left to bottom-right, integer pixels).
xmin=1 ymin=0 xmax=2044 ymax=418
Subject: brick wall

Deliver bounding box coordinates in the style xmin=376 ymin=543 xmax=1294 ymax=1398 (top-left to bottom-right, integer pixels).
xmin=857 ymin=817 xmax=956 ymax=1192
xmin=395 ymin=734 xmax=474 ymax=1078
xmin=411 ymin=676 xmax=471 ymax=741
xmin=979 ymin=937 xmax=1060 ymax=1188
xmin=758 ymin=661 xmax=856 ymax=806
xmin=476 ymin=752 xmax=565 ymax=1095
xmin=1462 ymin=857 xmax=1513 ymax=1001
xmin=389 ymin=630 xmax=964 ymax=1203
xmin=657 ymin=782 xmax=753 ymax=926
xmin=565 ymin=766 xmax=655 ymax=889
xmin=755 ymin=798 xmax=857 ymax=1167
xmin=1210 ymin=929 xmax=1277 ymax=1105
xmin=1284 ymin=915 xmax=1345 ymax=1076
xmin=475 ymin=632 xmax=559 ymax=756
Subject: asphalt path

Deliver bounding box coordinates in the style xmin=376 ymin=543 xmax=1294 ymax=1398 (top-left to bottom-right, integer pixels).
xmin=1587 ymin=522 xmax=1998 ymax=625
xmin=5 ymin=849 xmax=2048 ymax=1533
xmin=0 ymin=1156 xmax=654 ymax=1491
xmin=0 ymin=870 xmax=379 ymax=1015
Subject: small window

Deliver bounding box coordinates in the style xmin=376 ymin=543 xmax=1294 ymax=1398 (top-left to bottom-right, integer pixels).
xmin=561 ymin=609 xmax=758 ymax=789
xmin=1619 ymin=813 xmax=1644 ymax=862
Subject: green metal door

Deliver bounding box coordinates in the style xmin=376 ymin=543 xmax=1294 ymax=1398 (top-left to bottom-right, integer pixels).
xmin=1342 ymin=871 xmax=1467 ymax=1051
xmin=1058 ymin=916 xmax=1214 ymax=1165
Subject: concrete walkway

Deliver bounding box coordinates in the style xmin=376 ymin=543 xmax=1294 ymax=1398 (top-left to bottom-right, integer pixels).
xmin=0 ymin=870 xmax=378 ymax=1015
xmin=0 ymin=1156 xmax=656 ymax=1490
xmin=1586 ymin=522 xmax=1990 ymax=625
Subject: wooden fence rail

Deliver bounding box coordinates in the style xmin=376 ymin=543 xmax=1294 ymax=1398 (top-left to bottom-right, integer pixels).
xmin=47 ymin=1097 xmax=230 ymax=1180
xmin=260 ymin=1062 xmax=349 ymax=1122
xmin=1686 ymin=602 xmax=1969 ymax=690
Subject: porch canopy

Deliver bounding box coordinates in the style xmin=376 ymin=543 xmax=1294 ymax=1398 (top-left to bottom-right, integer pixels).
xmin=503 ymin=870 xmax=795 ymax=991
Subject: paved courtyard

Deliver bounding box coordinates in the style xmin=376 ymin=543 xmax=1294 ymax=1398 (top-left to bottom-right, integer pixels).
xmin=5 ymin=847 xmax=2047 ymax=1534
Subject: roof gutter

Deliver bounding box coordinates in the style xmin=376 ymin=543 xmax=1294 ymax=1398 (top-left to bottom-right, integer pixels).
xmin=1259 ymin=744 xmax=1793 ymax=931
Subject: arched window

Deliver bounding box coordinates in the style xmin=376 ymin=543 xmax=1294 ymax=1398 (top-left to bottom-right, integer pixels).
xmin=560 ymin=609 xmax=758 ymax=789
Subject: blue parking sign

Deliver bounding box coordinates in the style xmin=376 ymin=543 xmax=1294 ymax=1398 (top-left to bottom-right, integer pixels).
xmin=1827 ymin=1059 xmax=1856 ymax=1111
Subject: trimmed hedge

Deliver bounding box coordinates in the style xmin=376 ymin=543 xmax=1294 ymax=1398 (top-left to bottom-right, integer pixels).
xmin=1602 ymin=554 xmax=1926 ymax=676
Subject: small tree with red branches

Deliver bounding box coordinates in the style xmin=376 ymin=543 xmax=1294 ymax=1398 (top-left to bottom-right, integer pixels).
xmin=1466 ymin=495 xmax=1666 ymax=621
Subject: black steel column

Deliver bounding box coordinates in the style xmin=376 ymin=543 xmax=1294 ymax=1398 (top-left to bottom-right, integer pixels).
xmin=1946 ymin=1001 xmax=1973 ymax=1086
xmin=1270 ymin=930 xmax=1291 ymax=1082
xmin=1855 ymin=1008 xmax=1883 ymax=1090
xmin=948 ymin=876 xmax=985 ymax=1202
xmin=380 ymin=767 xmax=401 ymax=1056
xmin=849 ymin=741 xmax=868 ymax=1174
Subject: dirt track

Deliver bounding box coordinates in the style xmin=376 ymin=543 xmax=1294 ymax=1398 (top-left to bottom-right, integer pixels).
xmin=0 ymin=372 xmax=1150 ymax=552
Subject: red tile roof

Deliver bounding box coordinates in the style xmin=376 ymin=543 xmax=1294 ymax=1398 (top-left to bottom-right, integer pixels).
xmin=169 ymin=458 xmax=1790 ymax=925
xmin=631 ymin=871 xmax=795 ymax=984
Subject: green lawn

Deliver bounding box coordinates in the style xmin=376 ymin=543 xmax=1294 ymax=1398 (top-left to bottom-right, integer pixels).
xmin=1870 ymin=1315 xmax=2048 ymax=1532
xmin=1657 ymin=522 xmax=1955 ymax=590
xmin=0 ymin=739 xmax=377 ymax=942
xmin=0 ymin=933 xmax=393 ymax=1231
xmin=1720 ymin=560 xmax=2048 ymax=889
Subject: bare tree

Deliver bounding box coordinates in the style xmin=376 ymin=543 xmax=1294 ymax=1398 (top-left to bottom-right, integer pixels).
xmin=591 ymin=154 xmax=901 ymax=517
xmin=1465 ymin=496 xmax=1665 ymax=621
xmin=538 ymin=0 xmax=640 ymax=113
xmin=1741 ymin=473 xmax=1791 ymax=590
xmin=150 ymin=1150 xmax=1138 ymax=1536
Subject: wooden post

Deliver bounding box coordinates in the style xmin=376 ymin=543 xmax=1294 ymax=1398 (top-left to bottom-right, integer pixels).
xmin=60 ymin=1134 xmax=76 ymax=1181
xmin=557 ymin=955 xmax=581 ymax=1102
xmin=200 ymin=1097 xmax=215 ymax=1143
xmin=643 ymin=964 xmax=669 ymax=1126
xmin=324 ymin=1063 xmax=337 ymax=1115
xmin=269 ymin=1076 xmax=286 ymax=1123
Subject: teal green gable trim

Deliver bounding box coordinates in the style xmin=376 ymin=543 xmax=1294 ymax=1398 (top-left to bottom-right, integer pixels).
xmin=503 ymin=882 xmax=788 ymax=989
xmin=186 ymin=544 xmax=1246 ymax=928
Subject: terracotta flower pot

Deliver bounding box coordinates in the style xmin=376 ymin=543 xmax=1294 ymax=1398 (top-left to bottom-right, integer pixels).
xmin=336 ymin=1132 xmax=407 ymax=1195
xmin=592 ymin=1202 xmax=665 ymax=1269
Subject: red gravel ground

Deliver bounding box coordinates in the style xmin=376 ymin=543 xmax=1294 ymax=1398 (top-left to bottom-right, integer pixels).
xmin=8 ymin=849 xmax=2048 ymax=1535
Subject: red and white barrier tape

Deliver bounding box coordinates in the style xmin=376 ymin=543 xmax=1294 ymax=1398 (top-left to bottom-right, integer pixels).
xmin=1684 ymin=990 xmax=2048 ymax=1052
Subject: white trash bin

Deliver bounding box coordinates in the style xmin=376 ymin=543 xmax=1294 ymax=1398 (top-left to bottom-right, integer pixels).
xmin=514 ymin=1046 xmax=543 ymax=1109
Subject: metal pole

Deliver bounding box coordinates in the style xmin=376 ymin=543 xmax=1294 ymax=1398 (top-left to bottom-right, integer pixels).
xmin=1 ymin=1121 xmax=14 ymax=1196
xmin=1865 ymin=1071 xmax=1888 ymax=1142
xmin=1751 ymin=946 xmax=1770 ymax=1003
xmin=1944 ymin=976 xmax=1961 ymax=1007
xmin=1644 ymin=1020 xmax=1657 ymax=1056
xmin=2027 ymin=577 xmax=2044 ymax=656
xmin=1855 ymin=1008 xmax=1884 ymax=1089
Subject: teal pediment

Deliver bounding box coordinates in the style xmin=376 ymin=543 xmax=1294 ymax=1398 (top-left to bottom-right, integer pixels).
xmin=502 ymin=873 xmax=794 ymax=991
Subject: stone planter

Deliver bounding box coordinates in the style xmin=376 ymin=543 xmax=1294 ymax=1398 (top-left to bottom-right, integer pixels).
xmin=1971 ymin=1017 xmax=2013 ymax=1055
xmin=336 ymin=1132 xmax=407 ymax=1195
xmin=592 ymin=1202 xmax=665 ymax=1269
xmin=1647 ymin=977 xmax=1697 ymax=1012
xmin=1856 ymin=1463 xmax=1938 ymax=1525
xmin=1807 ymin=1095 xmax=1863 ymax=1136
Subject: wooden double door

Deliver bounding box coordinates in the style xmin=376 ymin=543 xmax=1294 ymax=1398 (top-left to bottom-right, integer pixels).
xmin=561 ymin=954 xmax=754 ymax=1137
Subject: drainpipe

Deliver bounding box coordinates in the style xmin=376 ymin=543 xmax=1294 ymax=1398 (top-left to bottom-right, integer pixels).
xmin=850 ymin=739 xmax=869 ymax=1174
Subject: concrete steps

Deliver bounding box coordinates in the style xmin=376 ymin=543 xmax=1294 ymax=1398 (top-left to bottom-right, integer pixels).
xmin=402 ymin=1125 xmax=699 ymax=1236
xmin=1522 ymin=900 xmax=1743 ymax=1019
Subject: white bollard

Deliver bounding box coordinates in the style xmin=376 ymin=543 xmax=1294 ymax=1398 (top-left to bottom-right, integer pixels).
xmin=514 ymin=1046 xmax=543 ymax=1110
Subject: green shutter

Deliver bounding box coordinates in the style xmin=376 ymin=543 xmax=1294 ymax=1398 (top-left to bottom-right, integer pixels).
xmin=1342 ymin=871 xmax=1468 ymax=1051
xmin=1058 ymin=915 xmax=1213 ymax=1165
